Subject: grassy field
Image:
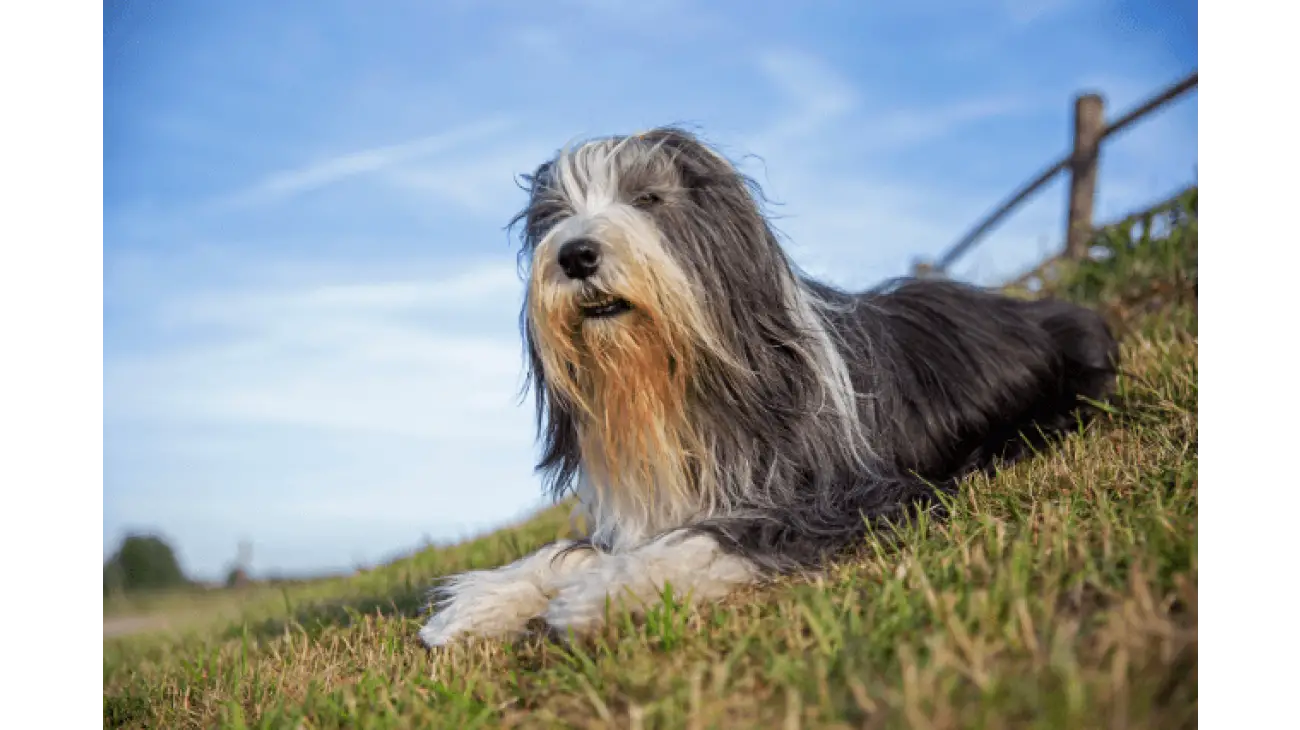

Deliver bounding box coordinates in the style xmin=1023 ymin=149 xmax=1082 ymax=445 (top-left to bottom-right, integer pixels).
xmin=103 ymin=190 xmax=1197 ymax=729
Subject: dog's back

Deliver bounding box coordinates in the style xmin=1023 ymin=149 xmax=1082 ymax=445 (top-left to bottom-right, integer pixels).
xmin=837 ymin=278 xmax=1119 ymax=483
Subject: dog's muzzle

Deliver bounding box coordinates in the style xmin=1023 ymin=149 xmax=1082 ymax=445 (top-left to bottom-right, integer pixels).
xmin=557 ymin=238 xmax=602 ymax=280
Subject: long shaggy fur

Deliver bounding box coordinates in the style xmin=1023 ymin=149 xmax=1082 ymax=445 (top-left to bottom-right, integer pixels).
xmin=418 ymin=127 xmax=1118 ymax=647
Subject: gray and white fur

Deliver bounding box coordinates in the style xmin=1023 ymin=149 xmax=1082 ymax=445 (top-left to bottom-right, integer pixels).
xmin=418 ymin=127 xmax=1117 ymax=647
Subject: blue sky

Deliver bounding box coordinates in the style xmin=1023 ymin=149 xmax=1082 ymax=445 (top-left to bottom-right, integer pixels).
xmin=104 ymin=0 xmax=1197 ymax=581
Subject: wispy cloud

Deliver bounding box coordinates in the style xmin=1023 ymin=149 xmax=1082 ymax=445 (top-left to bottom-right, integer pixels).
xmin=211 ymin=117 xmax=516 ymax=211
xmin=109 ymin=260 xmax=528 ymax=438
xmin=727 ymin=50 xmax=1042 ymax=286
xmin=744 ymin=50 xmax=860 ymax=151
xmin=743 ymin=48 xmax=1033 ymax=166
xmin=380 ymin=139 xmax=557 ymax=218
xmin=860 ymin=96 xmax=1032 ymax=151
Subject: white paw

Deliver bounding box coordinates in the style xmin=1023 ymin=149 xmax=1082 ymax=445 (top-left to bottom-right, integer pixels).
xmin=418 ymin=596 xmax=491 ymax=648
xmin=417 ymin=573 xmax=550 ymax=648
xmin=543 ymin=564 xmax=651 ymax=638
xmin=418 ymin=606 xmax=471 ymax=648
xmin=540 ymin=533 xmax=760 ymax=640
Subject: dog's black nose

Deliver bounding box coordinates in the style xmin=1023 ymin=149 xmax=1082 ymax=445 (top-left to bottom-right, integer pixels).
xmin=557 ymin=238 xmax=601 ymax=280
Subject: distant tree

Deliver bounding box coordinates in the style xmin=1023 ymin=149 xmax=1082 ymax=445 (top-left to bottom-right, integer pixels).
xmin=223 ymin=539 xmax=253 ymax=589
xmin=103 ymin=533 xmax=188 ymax=594
xmin=224 ymin=566 xmax=250 ymax=589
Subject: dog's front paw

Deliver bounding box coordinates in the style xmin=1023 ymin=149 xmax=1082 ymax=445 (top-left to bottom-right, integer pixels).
xmin=543 ymin=566 xmax=650 ymax=639
xmin=542 ymin=583 xmax=608 ymax=639
xmin=417 ymin=572 xmax=550 ymax=648
xmin=418 ymin=603 xmax=476 ymax=648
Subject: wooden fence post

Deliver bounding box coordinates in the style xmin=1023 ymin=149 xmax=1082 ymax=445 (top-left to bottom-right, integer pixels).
xmin=1065 ymin=93 xmax=1105 ymax=259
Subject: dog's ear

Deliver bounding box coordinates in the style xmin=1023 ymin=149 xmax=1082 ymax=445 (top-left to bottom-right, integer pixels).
xmin=517 ymin=159 xmax=554 ymax=201
xmin=510 ymin=159 xmax=557 ymax=252
xmin=638 ymin=127 xmax=736 ymax=190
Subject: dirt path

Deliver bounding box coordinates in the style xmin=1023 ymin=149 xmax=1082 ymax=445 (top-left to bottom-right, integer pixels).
xmin=103 ymin=615 xmax=168 ymax=639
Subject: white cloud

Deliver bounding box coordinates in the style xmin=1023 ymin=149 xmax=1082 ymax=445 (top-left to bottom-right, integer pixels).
xmin=724 ymin=51 xmax=1040 ymax=286
xmin=745 ymin=50 xmax=860 ymax=151
xmin=166 ymin=262 xmax=523 ymax=326
xmin=210 ymin=117 xmax=517 ymax=211
xmin=861 ymin=96 xmax=1031 ymax=151
xmin=381 ymin=139 xmax=557 ymax=218
xmin=747 ymin=48 xmax=1034 ymax=160
xmin=107 ymin=259 xmax=532 ymax=440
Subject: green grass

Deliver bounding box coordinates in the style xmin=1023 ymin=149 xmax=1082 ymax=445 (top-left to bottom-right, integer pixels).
xmin=103 ymin=191 xmax=1197 ymax=729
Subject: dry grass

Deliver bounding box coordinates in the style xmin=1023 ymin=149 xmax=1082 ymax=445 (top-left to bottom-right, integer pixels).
xmin=103 ymin=194 xmax=1197 ymax=729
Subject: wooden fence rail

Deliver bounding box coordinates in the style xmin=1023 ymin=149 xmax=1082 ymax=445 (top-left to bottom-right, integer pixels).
xmin=917 ymin=70 xmax=1198 ymax=279
xmin=1001 ymin=185 xmax=1196 ymax=294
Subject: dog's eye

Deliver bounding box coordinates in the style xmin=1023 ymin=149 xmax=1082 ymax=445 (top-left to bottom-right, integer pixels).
xmin=631 ymin=191 xmax=662 ymax=209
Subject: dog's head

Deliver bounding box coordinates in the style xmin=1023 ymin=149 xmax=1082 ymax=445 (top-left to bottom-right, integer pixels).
xmin=512 ymin=127 xmax=846 ymax=525
xmin=514 ymin=127 xmax=795 ymax=405
xmin=509 ymin=127 xmax=799 ymax=508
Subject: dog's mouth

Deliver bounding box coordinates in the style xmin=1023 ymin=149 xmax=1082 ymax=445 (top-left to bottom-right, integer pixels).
xmin=579 ymin=294 xmax=633 ymax=319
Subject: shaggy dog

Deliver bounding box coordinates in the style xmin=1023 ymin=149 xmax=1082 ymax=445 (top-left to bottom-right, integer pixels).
xmin=418 ymin=127 xmax=1117 ymax=648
